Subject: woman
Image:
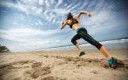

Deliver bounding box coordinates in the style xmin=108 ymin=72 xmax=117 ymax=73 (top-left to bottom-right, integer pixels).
xmin=60 ymin=10 xmax=117 ymax=69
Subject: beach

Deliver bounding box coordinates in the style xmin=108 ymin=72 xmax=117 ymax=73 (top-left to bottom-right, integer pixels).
xmin=0 ymin=48 xmax=128 ymax=80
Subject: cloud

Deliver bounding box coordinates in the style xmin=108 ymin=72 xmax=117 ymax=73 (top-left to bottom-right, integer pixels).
xmin=0 ymin=28 xmax=71 ymax=51
xmin=0 ymin=0 xmax=88 ymax=24
xmin=0 ymin=0 xmax=127 ymax=51
xmin=0 ymin=1 xmax=29 ymax=14
xmin=0 ymin=28 xmax=60 ymax=42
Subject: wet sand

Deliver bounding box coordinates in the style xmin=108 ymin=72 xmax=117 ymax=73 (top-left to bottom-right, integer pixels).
xmin=0 ymin=48 xmax=128 ymax=80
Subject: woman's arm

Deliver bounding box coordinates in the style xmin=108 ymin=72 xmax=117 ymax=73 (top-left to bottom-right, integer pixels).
xmin=60 ymin=20 xmax=68 ymax=30
xmin=76 ymin=10 xmax=92 ymax=20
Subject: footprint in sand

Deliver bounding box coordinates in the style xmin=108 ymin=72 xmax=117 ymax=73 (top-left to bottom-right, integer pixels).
xmin=90 ymin=70 xmax=98 ymax=74
xmin=41 ymin=76 xmax=66 ymax=80
xmin=0 ymin=60 xmax=34 ymax=78
xmin=24 ymin=62 xmax=51 ymax=79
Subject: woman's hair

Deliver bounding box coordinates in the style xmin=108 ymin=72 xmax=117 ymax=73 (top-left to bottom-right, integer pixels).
xmin=66 ymin=12 xmax=73 ymax=20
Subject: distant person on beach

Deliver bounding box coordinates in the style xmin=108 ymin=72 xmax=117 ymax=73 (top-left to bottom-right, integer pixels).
xmin=60 ymin=10 xmax=117 ymax=69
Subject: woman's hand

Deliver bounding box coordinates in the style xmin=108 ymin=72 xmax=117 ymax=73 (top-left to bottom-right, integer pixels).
xmin=87 ymin=12 xmax=92 ymax=17
xmin=61 ymin=21 xmax=64 ymax=25
xmin=60 ymin=21 xmax=67 ymax=30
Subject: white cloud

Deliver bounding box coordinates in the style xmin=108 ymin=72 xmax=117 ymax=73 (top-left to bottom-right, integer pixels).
xmin=0 ymin=28 xmax=60 ymax=42
xmin=39 ymin=0 xmax=44 ymax=5
xmin=0 ymin=27 xmax=71 ymax=51
xmin=0 ymin=0 xmax=85 ymax=24
xmin=1 ymin=0 xmax=127 ymax=52
xmin=1 ymin=1 xmax=29 ymax=14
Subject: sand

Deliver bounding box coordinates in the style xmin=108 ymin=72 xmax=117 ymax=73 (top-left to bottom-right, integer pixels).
xmin=0 ymin=48 xmax=128 ymax=80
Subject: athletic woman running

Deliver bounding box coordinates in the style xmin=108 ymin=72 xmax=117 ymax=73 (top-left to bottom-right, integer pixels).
xmin=60 ymin=10 xmax=117 ymax=68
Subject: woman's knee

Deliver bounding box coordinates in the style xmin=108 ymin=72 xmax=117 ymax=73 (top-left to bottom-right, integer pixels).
xmin=71 ymin=39 xmax=77 ymax=45
xmin=93 ymin=41 xmax=103 ymax=50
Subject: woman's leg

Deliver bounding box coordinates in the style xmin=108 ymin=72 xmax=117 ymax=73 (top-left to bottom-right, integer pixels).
xmin=71 ymin=34 xmax=82 ymax=51
xmin=99 ymin=46 xmax=110 ymax=59
xmin=79 ymin=30 xmax=110 ymax=59
xmin=75 ymin=43 xmax=81 ymax=51
xmin=79 ymin=30 xmax=118 ymax=68
xmin=71 ymin=33 xmax=86 ymax=56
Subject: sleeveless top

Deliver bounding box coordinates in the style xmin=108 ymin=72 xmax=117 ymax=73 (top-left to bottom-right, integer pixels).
xmin=69 ymin=18 xmax=79 ymax=28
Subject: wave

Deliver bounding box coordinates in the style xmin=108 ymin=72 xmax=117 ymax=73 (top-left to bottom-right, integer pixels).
xmin=37 ymin=39 xmax=128 ymax=51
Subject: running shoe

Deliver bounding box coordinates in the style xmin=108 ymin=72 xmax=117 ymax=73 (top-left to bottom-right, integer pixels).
xmin=107 ymin=57 xmax=118 ymax=69
xmin=79 ymin=51 xmax=85 ymax=57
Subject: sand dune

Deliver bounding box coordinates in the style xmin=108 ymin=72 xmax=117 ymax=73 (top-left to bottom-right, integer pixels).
xmin=0 ymin=49 xmax=128 ymax=80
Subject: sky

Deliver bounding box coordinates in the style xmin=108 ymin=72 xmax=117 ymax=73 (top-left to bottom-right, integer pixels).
xmin=0 ymin=0 xmax=128 ymax=52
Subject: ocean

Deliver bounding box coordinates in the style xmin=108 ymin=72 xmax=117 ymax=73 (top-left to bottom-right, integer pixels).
xmin=41 ymin=39 xmax=128 ymax=51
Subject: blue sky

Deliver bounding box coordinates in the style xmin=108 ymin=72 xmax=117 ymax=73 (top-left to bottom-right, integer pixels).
xmin=0 ymin=0 xmax=128 ymax=51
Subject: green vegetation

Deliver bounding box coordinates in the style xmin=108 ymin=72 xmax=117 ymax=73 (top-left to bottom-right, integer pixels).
xmin=0 ymin=44 xmax=9 ymax=52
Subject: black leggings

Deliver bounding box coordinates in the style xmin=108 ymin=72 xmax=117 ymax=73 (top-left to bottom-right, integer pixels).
xmin=71 ymin=28 xmax=102 ymax=50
